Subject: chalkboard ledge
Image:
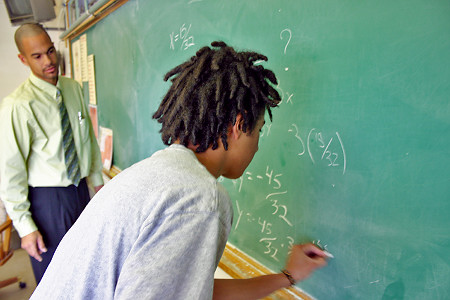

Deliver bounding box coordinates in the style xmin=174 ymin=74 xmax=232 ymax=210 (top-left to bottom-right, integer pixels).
xmin=102 ymin=165 xmax=122 ymax=179
xmin=219 ymin=244 xmax=312 ymax=300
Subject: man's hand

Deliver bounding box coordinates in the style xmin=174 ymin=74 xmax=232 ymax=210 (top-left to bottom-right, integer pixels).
xmin=94 ymin=185 xmax=103 ymax=194
xmin=21 ymin=230 xmax=47 ymax=262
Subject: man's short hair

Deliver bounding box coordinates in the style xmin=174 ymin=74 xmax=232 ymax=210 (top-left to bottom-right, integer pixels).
xmin=15 ymin=23 xmax=49 ymax=53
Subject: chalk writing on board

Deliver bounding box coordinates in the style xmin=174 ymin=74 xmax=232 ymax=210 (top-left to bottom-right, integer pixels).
xmin=259 ymin=235 xmax=295 ymax=261
xmin=276 ymin=80 xmax=294 ymax=105
xmin=169 ymin=24 xmax=195 ymax=50
xmin=260 ymin=123 xmax=272 ymax=138
xmin=232 ymin=166 xmax=295 ymax=262
xmin=228 ymin=119 xmax=346 ymax=262
xmin=227 ymin=122 xmax=347 ymax=261
xmin=235 ymin=166 xmax=282 ymax=193
xmin=268 ymin=191 xmax=293 ymax=226
xmin=280 ymin=28 xmax=292 ymax=55
xmin=288 ymin=125 xmax=347 ymax=175
xmin=280 ymin=28 xmax=292 ymax=71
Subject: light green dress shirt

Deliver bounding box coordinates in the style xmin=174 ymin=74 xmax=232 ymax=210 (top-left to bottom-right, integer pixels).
xmin=0 ymin=73 xmax=104 ymax=237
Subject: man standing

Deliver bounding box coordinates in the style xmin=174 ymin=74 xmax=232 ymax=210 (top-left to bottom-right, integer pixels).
xmin=0 ymin=23 xmax=103 ymax=283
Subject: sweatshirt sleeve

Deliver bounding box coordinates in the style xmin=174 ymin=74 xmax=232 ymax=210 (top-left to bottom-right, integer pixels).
xmin=114 ymin=211 xmax=224 ymax=299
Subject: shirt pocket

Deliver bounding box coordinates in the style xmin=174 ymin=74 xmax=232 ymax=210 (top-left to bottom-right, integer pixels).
xmin=79 ymin=117 xmax=90 ymax=144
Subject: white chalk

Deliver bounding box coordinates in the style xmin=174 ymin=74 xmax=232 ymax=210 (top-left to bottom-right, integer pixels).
xmin=323 ymin=250 xmax=334 ymax=259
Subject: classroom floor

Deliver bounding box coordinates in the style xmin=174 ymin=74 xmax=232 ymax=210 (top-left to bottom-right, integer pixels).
xmin=0 ymin=247 xmax=37 ymax=299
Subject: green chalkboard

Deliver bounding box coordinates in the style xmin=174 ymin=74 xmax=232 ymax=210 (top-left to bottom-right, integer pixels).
xmin=78 ymin=0 xmax=450 ymax=298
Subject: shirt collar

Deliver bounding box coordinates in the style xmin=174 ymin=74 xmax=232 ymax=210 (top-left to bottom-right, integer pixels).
xmin=169 ymin=144 xmax=198 ymax=161
xmin=29 ymin=72 xmax=60 ymax=99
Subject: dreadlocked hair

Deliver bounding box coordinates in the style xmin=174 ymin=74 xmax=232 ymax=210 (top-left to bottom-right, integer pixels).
xmin=152 ymin=41 xmax=281 ymax=153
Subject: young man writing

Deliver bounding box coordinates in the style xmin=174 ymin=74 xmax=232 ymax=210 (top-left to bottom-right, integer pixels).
xmin=31 ymin=41 xmax=328 ymax=299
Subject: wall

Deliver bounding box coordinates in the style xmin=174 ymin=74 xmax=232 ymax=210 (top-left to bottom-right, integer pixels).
xmin=0 ymin=2 xmax=65 ymax=100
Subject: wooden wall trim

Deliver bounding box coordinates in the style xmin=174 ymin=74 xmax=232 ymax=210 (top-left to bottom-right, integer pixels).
xmin=63 ymin=0 xmax=129 ymax=41
xmin=219 ymin=244 xmax=313 ymax=300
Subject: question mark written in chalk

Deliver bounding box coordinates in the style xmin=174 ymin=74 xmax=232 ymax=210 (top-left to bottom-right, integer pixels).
xmin=280 ymin=29 xmax=292 ymax=54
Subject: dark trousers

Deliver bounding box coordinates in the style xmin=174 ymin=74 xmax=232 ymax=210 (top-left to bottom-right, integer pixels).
xmin=28 ymin=178 xmax=90 ymax=284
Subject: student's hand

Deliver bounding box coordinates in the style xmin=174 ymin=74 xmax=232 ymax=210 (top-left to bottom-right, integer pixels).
xmin=284 ymin=243 xmax=328 ymax=283
xmin=21 ymin=230 xmax=47 ymax=262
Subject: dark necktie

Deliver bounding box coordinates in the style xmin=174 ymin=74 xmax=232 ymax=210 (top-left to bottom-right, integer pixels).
xmin=57 ymin=89 xmax=81 ymax=186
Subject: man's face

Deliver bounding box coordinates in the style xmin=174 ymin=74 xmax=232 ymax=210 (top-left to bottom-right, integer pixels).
xmin=18 ymin=32 xmax=59 ymax=85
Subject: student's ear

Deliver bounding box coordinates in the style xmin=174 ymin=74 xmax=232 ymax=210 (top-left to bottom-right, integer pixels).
xmin=230 ymin=114 xmax=244 ymax=140
xmin=18 ymin=53 xmax=29 ymax=66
